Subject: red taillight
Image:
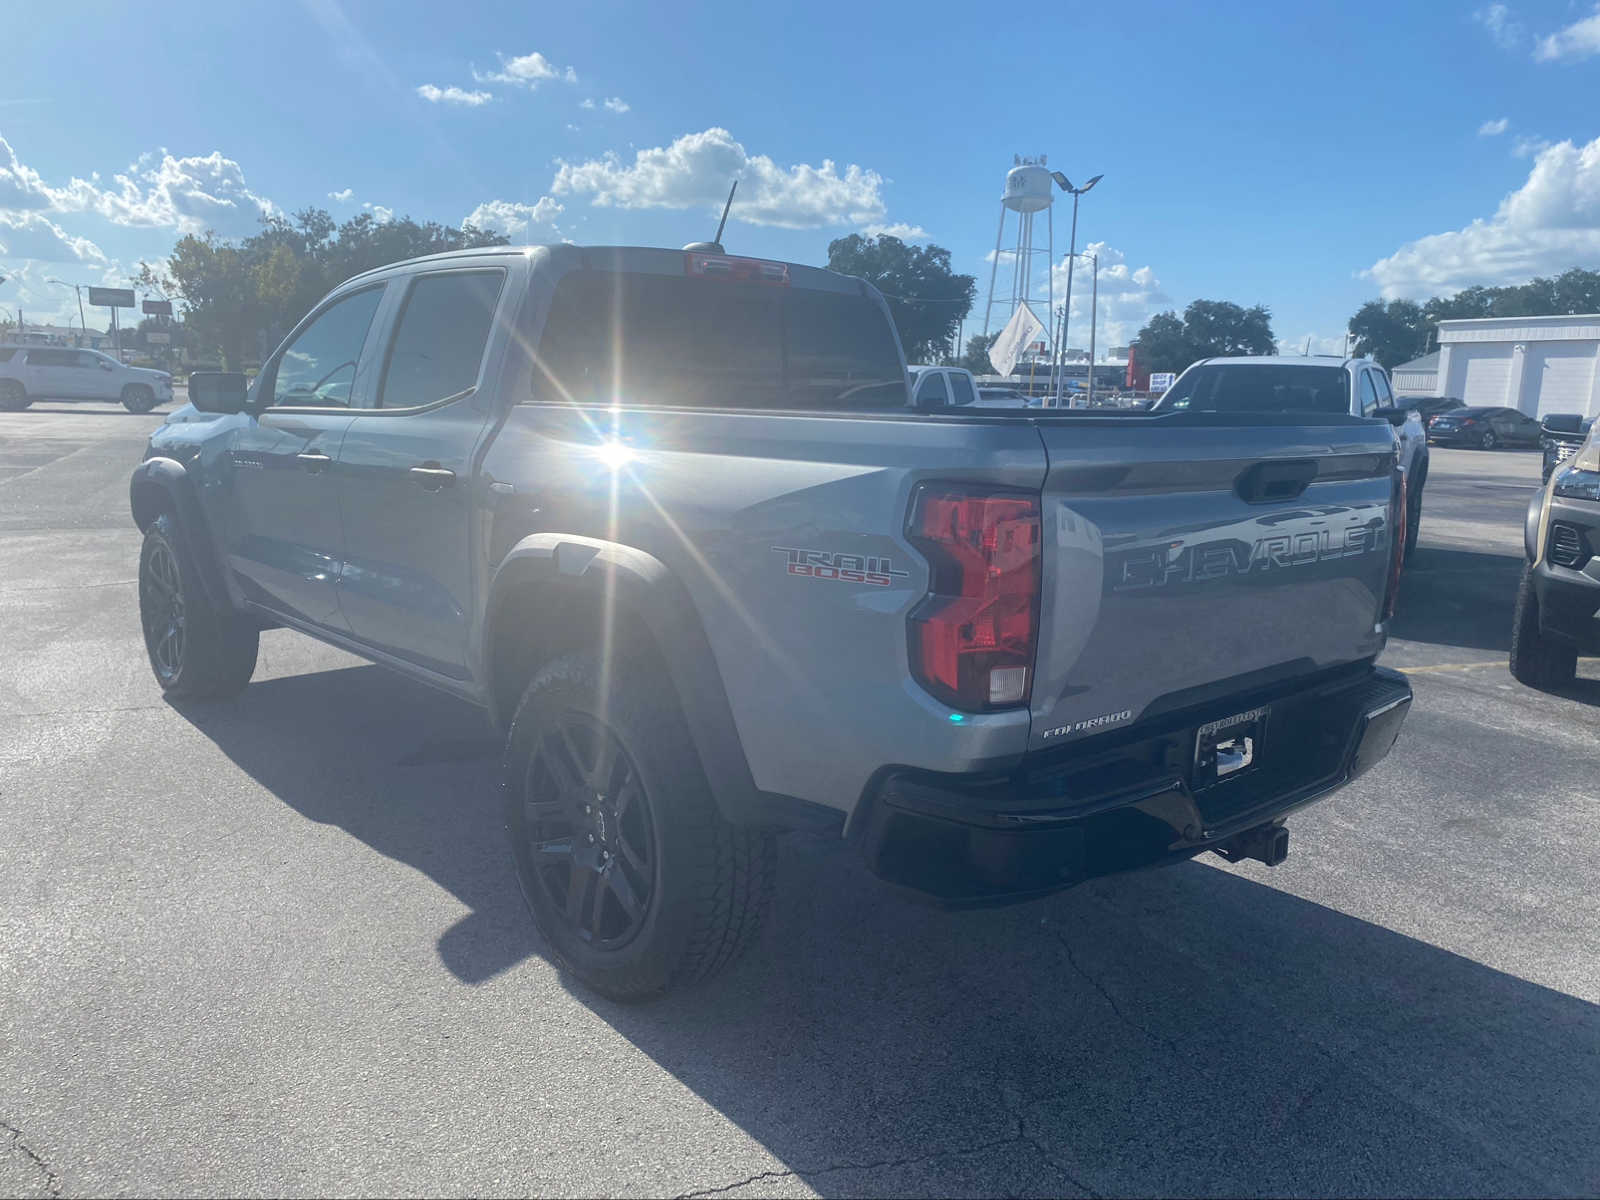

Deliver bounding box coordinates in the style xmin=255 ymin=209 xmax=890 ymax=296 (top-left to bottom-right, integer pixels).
xmin=1460 ymin=418 xmax=1477 ymax=426
xmin=685 ymin=252 xmax=790 ymax=285
xmin=1384 ymin=470 xmax=1407 ymax=621
xmin=906 ymin=485 xmax=1041 ymax=710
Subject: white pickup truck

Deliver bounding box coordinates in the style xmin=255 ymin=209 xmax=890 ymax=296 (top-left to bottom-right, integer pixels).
xmin=1153 ymin=355 xmax=1427 ymax=557
xmin=908 ymin=365 xmax=1037 ymax=409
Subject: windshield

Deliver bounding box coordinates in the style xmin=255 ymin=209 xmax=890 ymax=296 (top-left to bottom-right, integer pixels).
xmin=535 ymin=270 xmax=907 ymax=410
xmin=1154 ymin=363 xmax=1349 ymax=413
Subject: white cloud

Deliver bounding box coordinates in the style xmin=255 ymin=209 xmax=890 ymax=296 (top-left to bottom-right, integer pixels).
xmin=0 ymin=211 xmax=107 ymax=264
xmin=91 ymin=150 xmax=277 ymax=237
xmin=1367 ymin=135 xmax=1600 ymax=297
xmin=0 ymin=135 xmax=96 ymax=212
xmin=1475 ymin=3 xmax=1525 ymax=49
xmin=552 ymin=128 xmax=887 ymax=230
xmin=861 ymin=222 xmax=930 ymax=240
xmin=1534 ymin=3 xmax=1600 ymax=60
xmin=1513 ymin=135 xmax=1551 ymax=159
xmin=602 ymin=96 xmax=629 ymax=114
xmin=328 ymin=187 xmax=354 ymax=203
xmin=580 ymin=98 xmax=595 ymax=110
xmin=416 ymin=84 xmax=492 ymax=106
xmin=363 ymin=202 xmax=394 ymax=223
xmin=1037 ymin=241 xmax=1169 ymax=351
xmin=1479 ymin=117 xmax=1510 ymax=137
xmin=1277 ymin=332 xmax=1347 ymax=357
xmin=462 ymin=197 xmax=564 ymax=238
xmin=472 ymin=51 xmax=576 ymax=88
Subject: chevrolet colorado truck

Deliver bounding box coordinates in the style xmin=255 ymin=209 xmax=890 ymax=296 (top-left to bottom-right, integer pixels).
xmin=130 ymin=244 xmax=1413 ymax=998
xmin=1153 ymin=356 xmax=1427 ymax=559
xmin=1512 ymin=419 xmax=1600 ymax=688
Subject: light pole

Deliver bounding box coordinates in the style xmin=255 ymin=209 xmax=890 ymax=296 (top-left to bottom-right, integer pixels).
xmin=46 ymin=278 xmax=88 ymax=346
xmin=1048 ymin=171 xmax=1102 ymax=407
xmin=1056 ymin=251 xmax=1100 ymax=406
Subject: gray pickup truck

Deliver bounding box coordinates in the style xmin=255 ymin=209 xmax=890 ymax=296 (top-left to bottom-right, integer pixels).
xmin=130 ymin=244 xmax=1412 ymax=998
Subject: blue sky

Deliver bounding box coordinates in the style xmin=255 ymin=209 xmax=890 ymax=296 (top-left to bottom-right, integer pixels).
xmin=4 ymin=0 xmax=1600 ymax=357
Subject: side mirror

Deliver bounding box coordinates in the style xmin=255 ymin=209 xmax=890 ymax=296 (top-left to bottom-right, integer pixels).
xmin=99 ymin=361 xmax=114 ymax=371
xmin=188 ymin=371 xmax=250 ymax=414
xmin=1542 ymin=412 xmax=1583 ymax=435
xmin=1370 ymin=406 xmax=1409 ymax=428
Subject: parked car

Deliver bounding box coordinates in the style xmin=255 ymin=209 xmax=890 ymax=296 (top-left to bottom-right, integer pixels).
xmin=1151 ymin=355 xmax=1427 ymax=558
xmin=1396 ymin=395 xmax=1466 ymax=428
xmin=1511 ymin=422 xmax=1599 ymax=688
xmin=1540 ymin=413 xmax=1595 ymax=482
xmin=130 ymin=244 xmax=1412 ymax=997
xmin=1426 ymin=406 xmax=1542 ymax=449
xmin=0 ymin=344 xmax=173 ymax=412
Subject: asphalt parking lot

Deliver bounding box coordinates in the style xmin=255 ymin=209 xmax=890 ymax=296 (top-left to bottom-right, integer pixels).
xmin=2 ymin=400 xmax=1597 ymax=1199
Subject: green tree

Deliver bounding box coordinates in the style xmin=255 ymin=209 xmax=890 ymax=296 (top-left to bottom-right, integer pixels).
xmin=958 ymin=333 xmax=999 ymax=375
xmin=1130 ymin=311 xmax=1190 ymax=374
xmin=1348 ymin=299 xmax=1427 ymax=368
xmin=826 ymin=234 xmax=974 ymax=363
xmin=1132 ymin=300 xmax=1275 ymax=375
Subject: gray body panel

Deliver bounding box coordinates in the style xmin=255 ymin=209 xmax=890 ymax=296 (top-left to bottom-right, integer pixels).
xmin=140 ymin=245 xmax=1402 ymax=826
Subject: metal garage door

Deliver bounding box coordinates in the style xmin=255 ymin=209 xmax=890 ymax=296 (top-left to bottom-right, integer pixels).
xmin=1527 ymin=347 xmax=1596 ymax=419
xmin=1456 ymin=346 xmax=1512 ymax=406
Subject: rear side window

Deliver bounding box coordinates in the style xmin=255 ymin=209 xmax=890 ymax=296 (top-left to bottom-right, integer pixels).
xmin=1372 ymin=370 xmax=1393 ymax=407
xmin=534 ymin=270 xmax=906 ymax=410
xmin=27 ymin=349 xmax=74 ymax=367
xmin=915 ymin=372 xmax=950 ymax=405
xmin=1157 ymin=364 xmax=1349 ymax=414
xmin=949 ymin=372 xmax=976 ymax=405
xmin=378 ymin=270 xmax=505 ymax=409
xmin=1359 ymin=372 xmax=1379 ymax=417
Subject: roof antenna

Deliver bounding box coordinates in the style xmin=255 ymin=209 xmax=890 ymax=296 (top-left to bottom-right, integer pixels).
xmin=684 ymin=179 xmax=737 ymax=254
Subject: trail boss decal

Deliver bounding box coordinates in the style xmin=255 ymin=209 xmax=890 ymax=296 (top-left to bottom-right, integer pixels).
xmin=772 ymin=546 xmax=910 ymax=588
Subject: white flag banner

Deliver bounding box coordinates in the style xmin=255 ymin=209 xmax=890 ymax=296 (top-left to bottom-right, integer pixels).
xmin=988 ymin=303 xmax=1045 ymax=378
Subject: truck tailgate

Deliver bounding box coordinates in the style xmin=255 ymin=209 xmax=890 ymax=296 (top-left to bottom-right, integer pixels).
xmin=1029 ymin=416 xmax=1397 ymax=751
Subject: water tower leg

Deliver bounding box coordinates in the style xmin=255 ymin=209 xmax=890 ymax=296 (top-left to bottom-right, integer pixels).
xmin=1047 ymin=203 xmax=1055 ymax=400
xmin=982 ymin=203 xmax=1006 ymax=338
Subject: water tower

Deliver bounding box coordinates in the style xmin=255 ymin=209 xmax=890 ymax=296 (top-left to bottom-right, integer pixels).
xmin=981 ymin=156 xmax=1056 ymax=345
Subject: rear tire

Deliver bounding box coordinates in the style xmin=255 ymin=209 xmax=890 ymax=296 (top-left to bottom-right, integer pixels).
xmin=1480 ymin=429 xmax=1497 ymax=450
xmin=504 ymin=649 xmax=776 ymax=1000
xmin=1509 ymin=567 xmax=1577 ymax=689
xmin=121 ymin=384 xmax=157 ymax=414
xmin=138 ymin=512 xmax=258 ymax=698
xmin=0 ymin=379 xmax=30 ymax=411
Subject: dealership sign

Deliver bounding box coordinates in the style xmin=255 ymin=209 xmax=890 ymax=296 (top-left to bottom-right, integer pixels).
xmin=1149 ymin=371 xmax=1176 ymax=393
xmin=88 ymin=287 xmax=136 ymax=308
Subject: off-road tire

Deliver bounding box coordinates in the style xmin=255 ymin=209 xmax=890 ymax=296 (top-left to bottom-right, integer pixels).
xmin=1509 ymin=567 xmax=1577 ymax=689
xmin=122 ymin=384 xmax=157 ymax=414
xmin=0 ymin=379 xmax=30 ymax=411
xmin=138 ymin=512 xmax=258 ymax=698
xmin=505 ymin=650 xmax=776 ymax=1000
xmin=1405 ymin=463 xmax=1425 ymax=560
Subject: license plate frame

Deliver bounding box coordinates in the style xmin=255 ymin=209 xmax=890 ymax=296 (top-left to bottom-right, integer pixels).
xmin=1193 ymin=705 xmax=1269 ymax=788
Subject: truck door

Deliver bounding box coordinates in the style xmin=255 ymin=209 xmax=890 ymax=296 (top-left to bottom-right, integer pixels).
xmin=224 ymin=285 xmax=385 ymax=630
xmin=334 ymin=267 xmax=507 ymax=681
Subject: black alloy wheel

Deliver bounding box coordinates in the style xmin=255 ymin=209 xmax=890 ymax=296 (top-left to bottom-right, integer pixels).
xmin=140 ymin=536 xmax=186 ymax=684
xmin=521 ymin=714 xmax=657 ymax=949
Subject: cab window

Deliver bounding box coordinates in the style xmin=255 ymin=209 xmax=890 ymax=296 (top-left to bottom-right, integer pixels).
xmin=268 ymin=286 xmax=385 ymax=408
xmin=949 ymin=372 xmax=976 ymax=405
xmin=1359 ymin=371 xmax=1380 ymax=417
xmin=915 ymin=371 xmax=950 ymax=406
xmin=376 ymin=270 xmax=505 ymax=409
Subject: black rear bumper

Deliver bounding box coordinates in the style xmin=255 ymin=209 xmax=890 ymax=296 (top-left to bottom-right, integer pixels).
xmin=857 ymin=663 xmax=1411 ymax=904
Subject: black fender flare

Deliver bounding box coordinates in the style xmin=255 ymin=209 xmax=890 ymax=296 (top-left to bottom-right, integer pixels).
xmin=484 ymin=534 xmax=774 ymax=828
xmin=129 ymin=457 xmax=233 ymax=610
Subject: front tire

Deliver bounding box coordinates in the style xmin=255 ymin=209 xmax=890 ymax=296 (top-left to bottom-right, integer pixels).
xmin=138 ymin=513 xmax=258 ymax=697
xmin=505 ymin=650 xmax=776 ymax=1000
xmin=1405 ymin=463 xmax=1424 ymax=560
xmin=0 ymin=379 xmax=30 ymax=411
xmin=1509 ymin=567 xmax=1577 ymax=689
xmin=121 ymin=384 xmax=157 ymax=414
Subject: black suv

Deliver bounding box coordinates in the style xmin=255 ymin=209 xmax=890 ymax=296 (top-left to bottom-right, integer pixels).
xmin=1540 ymin=414 xmax=1594 ymax=483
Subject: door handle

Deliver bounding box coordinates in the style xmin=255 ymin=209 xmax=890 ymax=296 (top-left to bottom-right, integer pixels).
xmin=409 ymin=464 xmax=456 ymax=490
xmin=296 ymin=451 xmax=333 ymax=473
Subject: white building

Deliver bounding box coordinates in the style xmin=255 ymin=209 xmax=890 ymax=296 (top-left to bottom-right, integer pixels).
xmin=1391 ymin=351 xmax=1438 ymax=395
xmin=1434 ymin=313 xmax=1600 ymax=418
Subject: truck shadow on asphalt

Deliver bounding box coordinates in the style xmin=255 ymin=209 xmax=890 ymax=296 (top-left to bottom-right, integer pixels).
xmin=172 ymin=662 xmax=1599 ymax=1198
xmin=1389 ymin=545 xmax=1524 ymax=655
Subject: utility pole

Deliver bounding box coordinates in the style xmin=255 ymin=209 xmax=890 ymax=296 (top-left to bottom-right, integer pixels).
xmin=1048 ymin=172 xmax=1102 ymax=407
